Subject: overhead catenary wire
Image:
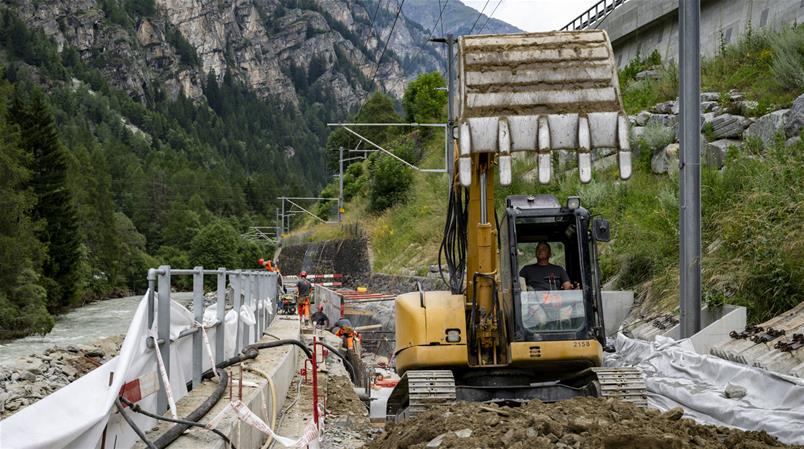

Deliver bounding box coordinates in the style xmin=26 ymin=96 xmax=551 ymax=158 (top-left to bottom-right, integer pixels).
xmin=476 ymin=0 xmax=504 ymax=35
xmin=466 ymin=0 xmax=491 ymax=35
xmin=358 ymin=0 xmax=407 ymax=108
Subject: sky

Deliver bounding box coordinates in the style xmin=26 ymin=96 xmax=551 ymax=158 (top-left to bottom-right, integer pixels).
xmin=459 ymin=0 xmax=600 ymax=32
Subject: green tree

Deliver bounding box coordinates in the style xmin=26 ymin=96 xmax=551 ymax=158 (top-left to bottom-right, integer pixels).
xmin=10 ymin=89 xmax=84 ymax=311
xmin=0 ymin=81 xmax=53 ymax=336
xmin=402 ymin=72 xmax=447 ymax=123
xmin=368 ymin=155 xmax=414 ymax=213
xmin=189 ymin=220 xmax=243 ymax=269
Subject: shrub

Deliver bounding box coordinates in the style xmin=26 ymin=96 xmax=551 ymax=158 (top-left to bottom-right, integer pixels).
xmin=368 ymin=155 xmax=413 ymax=213
xmin=771 ymin=25 xmax=804 ymax=91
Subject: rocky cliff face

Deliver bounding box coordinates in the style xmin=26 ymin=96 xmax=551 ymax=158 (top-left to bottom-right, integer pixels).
xmin=8 ymin=0 xmax=455 ymax=111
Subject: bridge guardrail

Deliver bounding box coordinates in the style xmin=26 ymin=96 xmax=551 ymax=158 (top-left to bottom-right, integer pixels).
xmin=562 ymin=0 xmax=629 ymax=31
xmin=147 ymin=266 xmax=280 ymax=414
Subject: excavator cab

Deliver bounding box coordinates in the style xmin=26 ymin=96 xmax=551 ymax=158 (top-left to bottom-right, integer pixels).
xmin=500 ymin=195 xmax=607 ymax=348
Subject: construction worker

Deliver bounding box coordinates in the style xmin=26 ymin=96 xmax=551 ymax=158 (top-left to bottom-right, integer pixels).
xmin=332 ymin=318 xmax=355 ymax=350
xmin=296 ymin=271 xmax=312 ymax=326
xmin=310 ymin=304 xmax=330 ymax=328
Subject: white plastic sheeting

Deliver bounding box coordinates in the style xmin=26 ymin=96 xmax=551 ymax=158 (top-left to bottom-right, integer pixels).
xmin=0 ymin=292 xmax=267 ymax=449
xmin=608 ymin=333 xmax=804 ymax=445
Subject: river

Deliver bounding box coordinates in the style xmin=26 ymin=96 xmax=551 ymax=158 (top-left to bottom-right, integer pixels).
xmin=0 ymin=292 xmax=191 ymax=367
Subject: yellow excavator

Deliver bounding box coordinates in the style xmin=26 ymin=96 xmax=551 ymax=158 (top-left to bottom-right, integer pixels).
xmin=387 ymin=30 xmax=645 ymax=421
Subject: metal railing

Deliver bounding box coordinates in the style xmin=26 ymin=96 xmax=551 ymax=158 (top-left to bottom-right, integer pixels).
xmin=562 ymin=0 xmax=630 ymax=31
xmin=145 ymin=266 xmax=280 ymax=414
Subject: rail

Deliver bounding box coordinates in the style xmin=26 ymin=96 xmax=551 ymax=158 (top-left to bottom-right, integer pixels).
xmin=561 ymin=0 xmax=630 ymax=31
xmin=146 ymin=266 xmax=280 ymax=414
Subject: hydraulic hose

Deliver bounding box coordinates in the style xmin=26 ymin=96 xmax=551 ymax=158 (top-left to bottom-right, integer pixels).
xmin=315 ymin=340 xmax=356 ymax=383
xmin=247 ymin=339 xmax=313 ymax=359
xmin=152 ymin=363 xmax=234 ymax=448
xmin=115 ymin=398 xmax=158 ymax=449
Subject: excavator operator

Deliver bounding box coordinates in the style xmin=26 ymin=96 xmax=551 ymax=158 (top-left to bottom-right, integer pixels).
xmin=519 ymin=242 xmax=576 ymax=291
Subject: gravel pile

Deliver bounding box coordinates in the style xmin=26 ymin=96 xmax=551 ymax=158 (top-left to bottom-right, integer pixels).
xmin=368 ymin=398 xmax=799 ymax=449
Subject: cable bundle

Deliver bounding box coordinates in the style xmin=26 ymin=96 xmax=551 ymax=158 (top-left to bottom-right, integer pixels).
xmin=438 ymin=184 xmax=469 ymax=294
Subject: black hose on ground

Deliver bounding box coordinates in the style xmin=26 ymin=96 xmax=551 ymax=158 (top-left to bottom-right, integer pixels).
xmin=123 ymin=340 xmax=309 ymax=449
xmin=314 ymin=340 xmax=356 ymax=383
xmin=115 ymin=398 xmax=158 ymax=449
xmin=152 ymin=364 xmax=233 ymax=448
xmin=247 ymin=339 xmax=313 ymax=359
xmin=119 ymin=395 xmax=236 ymax=449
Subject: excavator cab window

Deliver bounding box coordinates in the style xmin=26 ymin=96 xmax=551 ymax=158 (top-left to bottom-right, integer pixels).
xmin=504 ymin=207 xmax=596 ymax=342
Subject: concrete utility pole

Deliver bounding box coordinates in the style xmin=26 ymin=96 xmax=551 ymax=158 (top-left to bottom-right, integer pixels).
xmin=339 ymin=146 xmax=344 ymax=223
xmin=679 ymin=0 xmax=702 ymax=338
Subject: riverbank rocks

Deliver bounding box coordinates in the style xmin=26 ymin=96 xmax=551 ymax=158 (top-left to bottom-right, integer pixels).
xmin=0 ymin=335 xmax=123 ymax=418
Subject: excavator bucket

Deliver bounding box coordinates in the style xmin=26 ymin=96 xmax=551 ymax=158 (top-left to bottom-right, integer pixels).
xmin=456 ymin=30 xmax=631 ymax=185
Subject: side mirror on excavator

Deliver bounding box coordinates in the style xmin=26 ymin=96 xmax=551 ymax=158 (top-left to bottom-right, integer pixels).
xmin=592 ymin=218 xmax=611 ymax=242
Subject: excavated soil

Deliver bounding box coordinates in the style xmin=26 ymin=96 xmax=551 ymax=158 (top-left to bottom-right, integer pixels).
xmin=367 ymin=398 xmax=801 ymax=449
xmin=326 ymin=375 xmax=369 ymax=421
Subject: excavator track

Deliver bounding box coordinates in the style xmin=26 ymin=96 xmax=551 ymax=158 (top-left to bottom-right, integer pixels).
xmin=592 ymin=367 xmax=648 ymax=407
xmin=386 ymin=370 xmax=456 ymax=422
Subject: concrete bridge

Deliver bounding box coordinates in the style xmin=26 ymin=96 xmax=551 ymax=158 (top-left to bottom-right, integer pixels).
xmin=581 ymin=0 xmax=804 ymax=67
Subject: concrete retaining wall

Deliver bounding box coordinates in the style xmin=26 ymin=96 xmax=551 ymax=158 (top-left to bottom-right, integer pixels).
xmin=140 ymin=317 xmax=301 ymax=449
xmin=598 ymin=0 xmax=804 ymax=67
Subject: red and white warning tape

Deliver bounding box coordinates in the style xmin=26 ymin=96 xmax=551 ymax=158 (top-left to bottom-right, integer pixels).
xmin=148 ymin=328 xmax=178 ymax=419
xmin=194 ymin=320 xmax=219 ymax=379
xmin=207 ymin=400 xmax=321 ymax=448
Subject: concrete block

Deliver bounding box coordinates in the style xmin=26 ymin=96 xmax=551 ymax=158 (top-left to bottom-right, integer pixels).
xmin=601 ymin=291 xmax=634 ymax=336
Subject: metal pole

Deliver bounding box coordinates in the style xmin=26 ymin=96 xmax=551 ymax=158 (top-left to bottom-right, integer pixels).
xmin=339 ymin=146 xmax=344 ymax=223
xmin=156 ymin=265 xmax=171 ymax=414
xmin=192 ymin=266 xmax=203 ymax=388
xmin=679 ymin=0 xmax=701 ymax=338
xmin=216 ymin=267 xmax=226 ymax=364
xmin=233 ymin=271 xmax=242 ymax=353
xmin=447 ymin=33 xmax=455 ymax=183
xmin=280 ymin=198 xmax=285 ymax=235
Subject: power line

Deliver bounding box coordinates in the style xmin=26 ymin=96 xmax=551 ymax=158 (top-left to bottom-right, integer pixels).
xmin=466 ymin=0 xmax=491 ymax=35
xmin=386 ymin=0 xmax=450 ymax=94
xmin=476 ymin=0 xmax=504 ymax=35
xmin=358 ymin=0 xmax=406 ymax=108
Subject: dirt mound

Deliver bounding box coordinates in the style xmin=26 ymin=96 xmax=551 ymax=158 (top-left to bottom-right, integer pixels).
xmin=367 ymin=398 xmax=799 ymax=449
xmin=326 ymin=375 xmax=369 ymax=421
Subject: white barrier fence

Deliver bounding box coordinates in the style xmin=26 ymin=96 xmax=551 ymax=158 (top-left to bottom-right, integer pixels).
xmin=0 ymin=266 xmax=280 ymax=449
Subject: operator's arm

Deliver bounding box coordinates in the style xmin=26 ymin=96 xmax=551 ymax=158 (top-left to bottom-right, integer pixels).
xmin=559 ymin=267 xmax=573 ymax=290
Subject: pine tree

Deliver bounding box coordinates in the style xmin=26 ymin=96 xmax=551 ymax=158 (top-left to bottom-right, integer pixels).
xmin=10 ymin=89 xmax=84 ymax=311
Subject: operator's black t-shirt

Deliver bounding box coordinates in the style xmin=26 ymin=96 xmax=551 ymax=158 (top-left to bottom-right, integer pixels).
xmin=519 ymin=263 xmax=570 ymax=290
xmin=296 ymin=278 xmax=312 ymax=296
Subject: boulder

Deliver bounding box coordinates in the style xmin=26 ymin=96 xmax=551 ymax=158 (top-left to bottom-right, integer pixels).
xmin=700 ymin=101 xmax=719 ymax=113
xmin=652 ymin=143 xmax=679 ymax=174
xmin=630 ymin=126 xmax=646 ymax=140
xmin=786 ymin=136 xmax=802 ymax=147
xmin=701 ymin=92 xmax=720 ymax=102
xmin=651 ymin=101 xmax=677 ymax=114
xmin=724 ymin=383 xmax=748 ymax=399
xmin=744 ymin=109 xmax=789 ymax=146
xmin=736 ymin=100 xmax=759 ymax=116
xmin=635 ymin=110 xmax=652 ymax=126
xmin=635 ymin=69 xmax=659 ymax=80
xmin=710 ymin=114 xmax=750 ymax=139
xmin=704 ymin=139 xmax=741 ymax=168
xmin=785 ymin=93 xmax=804 ymax=138
xmin=647 ymin=113 xmax=678 ymax=129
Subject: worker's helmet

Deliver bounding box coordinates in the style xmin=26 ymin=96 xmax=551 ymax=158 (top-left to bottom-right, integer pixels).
xmin=300 ymin=271 xmax=307 ymax=278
